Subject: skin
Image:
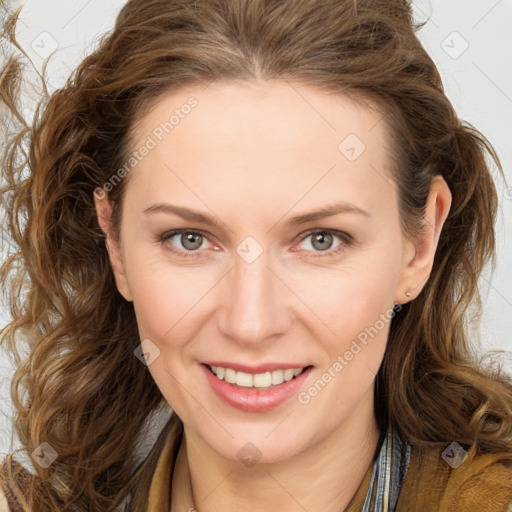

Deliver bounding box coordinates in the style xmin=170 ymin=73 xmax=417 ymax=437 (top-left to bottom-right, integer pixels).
xmin=95 ymin=80 xmax=452 ymax=512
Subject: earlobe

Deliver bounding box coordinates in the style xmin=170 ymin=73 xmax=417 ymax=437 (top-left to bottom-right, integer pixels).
xmin=93 ymin=193 xmax=133 ymax=302
xmin=395 ymin=175 xmax=452 ymax=304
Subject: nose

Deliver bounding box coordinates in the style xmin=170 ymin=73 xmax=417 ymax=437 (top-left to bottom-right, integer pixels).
xmin=216 ymin=245 xmax=291 ymax=347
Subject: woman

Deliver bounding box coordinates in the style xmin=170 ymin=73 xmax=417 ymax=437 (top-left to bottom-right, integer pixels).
xmin=1 ymin=0 xmax=512 ymax=510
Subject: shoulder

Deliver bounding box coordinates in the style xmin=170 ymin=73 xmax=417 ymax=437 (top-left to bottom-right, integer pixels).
xmin=398 ymin=443 xmax=512 ymax=511
xmin=446 ymin=448 xmax=512 ymax=511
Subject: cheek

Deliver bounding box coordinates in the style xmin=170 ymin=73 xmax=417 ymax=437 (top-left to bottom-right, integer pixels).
xmin=293 ymin=248 xmax=400 ymax=374
xmin=122 ymin=247 xmax=225 ymax=351
xmin=289 ymin=249 xmax=400 ymax=336
xmin=121 ymin=246 xmax=195 ymax=339
xmin=130 ymin=276 xmax=199 ymax=343
xmin=298 ymin=273 xmax=395 ymax=423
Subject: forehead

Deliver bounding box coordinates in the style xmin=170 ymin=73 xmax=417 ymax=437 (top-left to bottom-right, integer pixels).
xmin=131 ymin=79 xmax=387 ymax=153
xmin=126 ymin=80 xmax=396 ymax=220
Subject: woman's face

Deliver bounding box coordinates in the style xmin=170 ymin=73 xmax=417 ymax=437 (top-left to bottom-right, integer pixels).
xmin=96 ymin=80 xmax=427 ymax=463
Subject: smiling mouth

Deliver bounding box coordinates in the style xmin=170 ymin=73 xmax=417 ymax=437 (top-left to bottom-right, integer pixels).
xmin=205 ymin=363 xmax=313 ymax=389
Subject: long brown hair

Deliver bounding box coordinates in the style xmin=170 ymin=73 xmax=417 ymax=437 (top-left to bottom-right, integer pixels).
xmin=1 ymin=0 xmax=511 ymax=510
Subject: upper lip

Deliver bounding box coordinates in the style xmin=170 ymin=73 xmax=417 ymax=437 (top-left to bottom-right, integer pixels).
xmin=203 ymin=361 xmax=312 ymax=373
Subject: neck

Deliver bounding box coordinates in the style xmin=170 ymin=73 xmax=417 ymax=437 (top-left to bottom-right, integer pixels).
xmin=170 ymin=386 xmax=381 ymax=512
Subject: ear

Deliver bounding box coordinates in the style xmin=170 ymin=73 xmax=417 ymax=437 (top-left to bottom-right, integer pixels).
xmin=395 ymin=175 xmax=452 ymax=305
xmin=94 ymin=190 xmax=133 ymax=302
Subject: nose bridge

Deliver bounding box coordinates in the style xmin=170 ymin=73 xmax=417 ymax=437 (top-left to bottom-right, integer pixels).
xmin=217 ymin=245 xmax=289 ymax=344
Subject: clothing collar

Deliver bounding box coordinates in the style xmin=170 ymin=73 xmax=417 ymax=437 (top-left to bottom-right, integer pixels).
xmin=360 ymin=421 xmax=411 ymax=512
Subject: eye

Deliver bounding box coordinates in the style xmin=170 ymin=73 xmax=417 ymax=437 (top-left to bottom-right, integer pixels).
xmin=158 ymin=229 xmax=215 ymax=257
xmin=157 ymin=228 xmax=353 ymax=259
xmin=294 ymin=229 xmax=353 ymax=257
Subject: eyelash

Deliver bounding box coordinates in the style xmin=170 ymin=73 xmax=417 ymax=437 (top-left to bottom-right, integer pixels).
xmin=157 ymin=228 xmax=354 ymax=259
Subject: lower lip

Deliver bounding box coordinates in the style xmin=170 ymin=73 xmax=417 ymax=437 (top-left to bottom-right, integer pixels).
xmin=201 ymin=363 xmax=313 ymax=412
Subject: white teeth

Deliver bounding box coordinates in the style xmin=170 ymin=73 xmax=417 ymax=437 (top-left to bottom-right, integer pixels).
xmin=253 ymin=372 xmax=272 ymax=388
xmin=283 ymin=369 xmax=294 ymax=381
xmin=224 ymin=368 xmax=236 ymax=384
xmin=235 ymin=371 xmax=253 ymax=387
xmin=209 ymin=365 xmax=306 ymax=388
xmin=271 ymin=369 xmax=283 ymax=385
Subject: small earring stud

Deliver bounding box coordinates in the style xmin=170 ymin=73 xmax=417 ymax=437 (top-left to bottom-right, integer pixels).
xmin=405 ymin=290 xmax=412 ymax=297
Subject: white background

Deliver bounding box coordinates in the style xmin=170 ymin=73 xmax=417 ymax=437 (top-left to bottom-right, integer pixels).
xmin=1 ymin=0 xmax=512 ymax=458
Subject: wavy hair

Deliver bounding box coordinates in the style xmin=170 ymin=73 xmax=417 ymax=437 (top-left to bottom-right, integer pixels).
xmin=1 ymin=0 xmax=512 ymax=510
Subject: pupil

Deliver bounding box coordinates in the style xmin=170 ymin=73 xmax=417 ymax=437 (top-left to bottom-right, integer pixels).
xmin=313 ymin=232 xmax=332 ymax=251
xmin=182 ymin=232 xmax=202 ymax=250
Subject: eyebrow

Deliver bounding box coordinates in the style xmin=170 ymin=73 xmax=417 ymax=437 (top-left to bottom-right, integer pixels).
xmin=143 ymin=203 xmax=222 ymax=225
xmin=143 ymin=202 xmax=371 ymax=227
xmin=286 ymin=203 xmax=371 ymax=225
